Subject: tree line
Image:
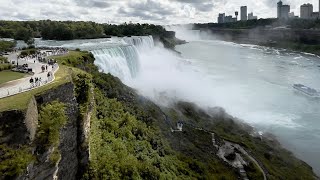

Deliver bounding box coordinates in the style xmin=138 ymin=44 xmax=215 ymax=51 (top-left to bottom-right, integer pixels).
xmin=0 ymin=20 xmax=172 ymax=42
xmin=194 ymin=18 xmax=320 ymax=30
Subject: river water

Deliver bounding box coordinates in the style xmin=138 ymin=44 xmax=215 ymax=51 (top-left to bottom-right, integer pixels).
xmin=175 ymin=40 xmax=320 ymax=175
xmin=30 ymin=34 xmax=320 ymax=175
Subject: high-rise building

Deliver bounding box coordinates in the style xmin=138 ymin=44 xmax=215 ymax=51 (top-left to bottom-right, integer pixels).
xmin=277 ymin=1 xmax=290 ymax=19
xmin=300 ymin=3 xmax=313 ymax=19
xmin=277 ymin=1 xmax=283 ymax=18
xmin=241 ymin=6 xmax=247 ymax=21
xmin=248 ymin=12 xmax=258 ymax=20
xmin=218 ymin=13 xmax=225 ymax=23
xmin=218 ymin=13 xmax=237 ymax=23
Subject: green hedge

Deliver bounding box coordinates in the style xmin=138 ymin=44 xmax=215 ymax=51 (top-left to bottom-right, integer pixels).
xmin=0 ymin=63 xmax=13 ymax=71
xmin=0 ymin=41 xmax=15 ymax=52
xmin=20 ymin=49 xmax=37 ymax=57
xmin=0 ymin=56 xmax=8 ymax=63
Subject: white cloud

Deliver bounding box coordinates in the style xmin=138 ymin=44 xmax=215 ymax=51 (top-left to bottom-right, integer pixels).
xmin=0 ymin=0 xmax=319 ymax=24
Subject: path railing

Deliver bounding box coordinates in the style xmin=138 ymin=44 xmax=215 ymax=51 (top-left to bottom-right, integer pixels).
xmin=0 ymin=63 xmax=59 ymax=99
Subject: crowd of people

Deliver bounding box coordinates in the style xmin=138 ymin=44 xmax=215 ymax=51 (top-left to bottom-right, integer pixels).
xmin=0 ymin=47 xmax=66 ymax=98
xmin=29 ymin=77 xmax=42 ymax=88
xmin=17 ymin=47 xmax=68 ymax=63
xmin=21 ymin=47 xmax=67 ymax=89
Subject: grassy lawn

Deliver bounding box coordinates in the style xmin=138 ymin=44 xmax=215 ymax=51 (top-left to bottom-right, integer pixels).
xmin=0 ymin=71 xmax=26 ymax=85
xmin=0 ymin=51 xmax=91 ymax=112
xmin=0 ymin=65 xmax=71 ymax=112
xmin=0 ymin=50 xmax=90 ymax=112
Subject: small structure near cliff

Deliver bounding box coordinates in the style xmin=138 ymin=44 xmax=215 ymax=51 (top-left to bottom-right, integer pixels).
xmin=216 ymin=141 xmax=249 ymax=180
xmin=171 ymin=121 xmax=184 ymax=132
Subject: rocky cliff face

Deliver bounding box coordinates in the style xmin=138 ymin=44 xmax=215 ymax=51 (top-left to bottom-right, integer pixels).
xmin=35 ymin=82 xmax=79 ymax=180
xmin=0 ymin=82 xmax=83 ymax=180
xmin=0 ymin=110 xmax=31 ymax=147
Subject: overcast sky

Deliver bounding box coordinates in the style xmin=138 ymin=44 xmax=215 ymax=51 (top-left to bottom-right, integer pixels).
xmin=0 ymin=0 xmax=319 ymax=24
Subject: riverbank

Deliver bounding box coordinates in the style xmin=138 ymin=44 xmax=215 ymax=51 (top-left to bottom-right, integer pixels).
xmin=198 ymin=28 xmax=320 ymax=56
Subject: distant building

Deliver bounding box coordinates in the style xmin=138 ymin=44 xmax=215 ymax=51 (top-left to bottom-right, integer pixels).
xmin=300 ymin=4 xmax=313 ymax=19
xmin=225 ymin=15 xmax=237 ymax=23
xmin=311 ymin=12 xmax=320 ymax=19
xmin=235 ymin=11 xmax=239 ymax=20
xmin=277 ymin=1 xmax=290 ymax=19
xmin=248 ymin=12 xmax=258 ymax=20
xmin=218 ymin=13 xmax=225 ymax=23
xmin=288 ymin=12 xmax=295 ymax=18
xmin=218 ymin=13 xmax=237 ymax=23
xmin=241 ymin=6 xmax=247 ymax=21
xmin=288 ymin=12 xmax=298 ymax=19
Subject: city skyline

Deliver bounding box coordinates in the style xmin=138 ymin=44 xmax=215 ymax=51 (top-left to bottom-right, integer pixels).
xmin=0 ymin=0 xmax=319 ymax=24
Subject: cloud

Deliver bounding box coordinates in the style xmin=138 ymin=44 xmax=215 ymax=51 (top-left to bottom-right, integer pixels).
xmin=174 ymin=0 xmax=214 ymax=12
xmin=117 ymin=0 xmax=176 ymax=22
xmin=0 ymin=0 xmax=318 ymax=24
xmin=75 ymin=0 xmax=111 ymax=8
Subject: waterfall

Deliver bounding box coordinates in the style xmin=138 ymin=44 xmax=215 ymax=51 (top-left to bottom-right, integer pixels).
xmin=123 ymin=35 xmax=154 ymax=51
xmin=92 ymin=36 xmax=155 ymax=81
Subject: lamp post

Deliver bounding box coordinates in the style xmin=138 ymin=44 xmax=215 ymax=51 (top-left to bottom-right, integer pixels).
xmin=16 ymin=53 xmax=18 ymax=67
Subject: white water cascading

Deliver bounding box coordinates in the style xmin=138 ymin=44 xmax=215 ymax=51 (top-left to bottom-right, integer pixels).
xmin=123 ymin=35 xmax=154 ymax=51
xmin=92 ymin=36 xmax=155 ymax=81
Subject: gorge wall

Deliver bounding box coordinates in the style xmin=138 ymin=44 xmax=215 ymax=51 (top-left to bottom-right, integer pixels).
xmin=0 ymin=82 xmax=88 ymax=180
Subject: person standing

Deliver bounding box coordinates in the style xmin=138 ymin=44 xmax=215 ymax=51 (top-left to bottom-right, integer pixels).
xmin=47 ymin=72 xmax=51 ymax=81
xmin=29 ymin=77 xmax=34 ymax=88
xmin=35 ymin=77 xmax=38 ymax=87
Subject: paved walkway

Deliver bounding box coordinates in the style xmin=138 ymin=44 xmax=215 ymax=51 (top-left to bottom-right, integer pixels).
xmin=0 ymin=51 xmax=63 ymax=99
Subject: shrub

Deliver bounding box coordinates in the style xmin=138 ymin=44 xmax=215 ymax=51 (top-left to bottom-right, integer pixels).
xmin=0 ymin=56 xmax=8 ymax=63
xmin=0 ymin=41 xmax=15 ymax=52
xmin=0 ymin=145 xmax=34 ymax=178
xmin=37 ymin=101 xmax=67 ymax=147
xmin=20 ymin=49 xmax=37 ymax=57
xmin=0 ymin=64 xmax=13 ymax=71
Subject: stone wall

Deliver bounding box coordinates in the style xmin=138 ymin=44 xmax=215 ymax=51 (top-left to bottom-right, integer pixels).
xmin=25 ymin=96 xmax=38 ymax=142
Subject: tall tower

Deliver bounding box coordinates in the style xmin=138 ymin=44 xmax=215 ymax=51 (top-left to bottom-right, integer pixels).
xmin=277 ymin=0 xmax=283 ymax=18
xmin=241 ymin=6 xmax=247 ymax=21
xmin=235 ymin=11 xmax=239 ymax=20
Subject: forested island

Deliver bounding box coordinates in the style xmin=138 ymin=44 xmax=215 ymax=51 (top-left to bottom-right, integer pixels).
xmin=0 ymin=21 xmax=182 ymax=49
xmin=193 ymin=18 xmax=320 ymax=55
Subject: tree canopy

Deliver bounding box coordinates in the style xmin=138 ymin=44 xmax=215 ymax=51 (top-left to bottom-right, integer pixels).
xmin=0 ymin=20 xmax=172 ymax=42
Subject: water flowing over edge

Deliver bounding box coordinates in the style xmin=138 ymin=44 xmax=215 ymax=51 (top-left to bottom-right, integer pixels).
xmin=92 ymin=36 xmax=154 ymax=81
